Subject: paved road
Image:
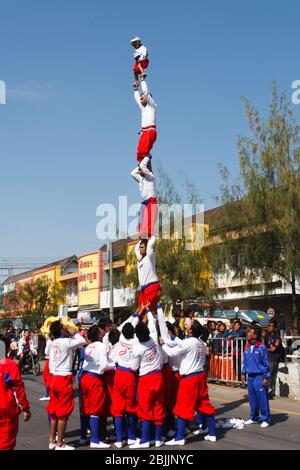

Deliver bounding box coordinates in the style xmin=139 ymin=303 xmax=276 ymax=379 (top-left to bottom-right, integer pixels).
xmin=16 ymin=373 xmax=300 ymax=451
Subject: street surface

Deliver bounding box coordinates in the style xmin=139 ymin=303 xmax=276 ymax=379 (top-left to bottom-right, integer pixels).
xmin=16 ymin=371 xmax=300 ymax=451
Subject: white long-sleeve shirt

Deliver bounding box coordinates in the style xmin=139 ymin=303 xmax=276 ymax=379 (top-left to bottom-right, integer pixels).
xmin=134 ymin=45 xmax=148 ymax=62
xmin=18 ymin=337 xmax=36 ymax=355
xmin=82 ymin=341 xmax=108 ymax=375
xmin=49 ymin=334 xmax=86 ymax=376
xmin=45 ymin=339 xmax=53 ymax=358
xmin=133 ymin=337 xmax=162 ymax=376
xmin=161 ymin=336 xmax=206 ymax=376
xmin=114 ymin=336 xmax=140 ymax=371
xmin=131 ymin=156 xmax=156 ymax=201
xmin=135 ymin=236 xmax=159 ymax=288
xmin=134 ymin=80 xmax=156 ymax=129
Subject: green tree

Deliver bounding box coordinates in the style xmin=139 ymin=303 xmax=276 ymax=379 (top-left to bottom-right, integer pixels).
xmin=214 ymin=84 xmax=300 ymax=328
xmin=5 ymin=278 xmax=65 ymax=327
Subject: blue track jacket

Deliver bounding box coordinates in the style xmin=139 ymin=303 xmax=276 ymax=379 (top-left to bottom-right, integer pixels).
xmin=242 ymin=341 xmax=270 ymax=379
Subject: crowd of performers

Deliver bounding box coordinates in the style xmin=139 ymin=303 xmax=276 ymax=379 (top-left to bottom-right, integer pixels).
xmin=0 ymin=37 xmax=271 ymax=451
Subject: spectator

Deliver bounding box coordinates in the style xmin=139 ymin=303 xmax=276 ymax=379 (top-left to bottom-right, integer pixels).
xmin=213 ymin=323 xmax=228 ymax=354
xmin=207 ymin=321 xmax=217 ymax=339
xmin=227 ymin=320 xmax=246 ymax=382
xmin=263 ymin=320 xmax=283 ymax=399
xmin=178 ymin=310 xmax=186 ymax=337
xmin=185 ymin=311 xmax=195 ymax=331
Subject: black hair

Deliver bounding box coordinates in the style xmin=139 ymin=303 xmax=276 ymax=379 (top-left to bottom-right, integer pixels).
xmin=250 ymin=325 xmax=262 ymax=339
xmin=0 ymin=334 xmax=11 ymax=356
xmin=49 ymin=320 xmax=62 ymax=339
xmin=135 ymin=323 xmax=150 ymax=342
xmin=269 ymin=320 xmax=278 ymax=329
xmin=108 ymin=328 xmax=120 ymax=346
xmin=139 ymin=239 xmax=148 ymax=247
xmin=122 ymin=323 xmax=135 ymax=339
xmin=87 ymin=324 xmax=100 ymax=342
xmin=166 ymin=321 xmax=176 ymax=336
xmin=191 ymin=320 xmax=204 ymax=338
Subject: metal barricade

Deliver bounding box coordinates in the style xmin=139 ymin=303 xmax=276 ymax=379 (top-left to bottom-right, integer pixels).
xmin=207 ymin=337 xmax=246 ymax=385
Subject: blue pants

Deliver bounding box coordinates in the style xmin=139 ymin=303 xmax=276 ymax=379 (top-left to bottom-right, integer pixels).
xmin=247 ymin=375 xmax=270 ymax=423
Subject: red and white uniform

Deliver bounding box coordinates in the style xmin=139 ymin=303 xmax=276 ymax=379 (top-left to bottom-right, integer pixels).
xmin=133 ymin=44 xmax=149 ymax=74
xmin=157 ymin=306 xmax=181 ymax=410
xmin=47 ymin=333 xmax=86 ymax=421
xmin=0 ymin=357 xmax=30 ymax=450
xmin=134 ymin=80 xmax=157 ymax=162
xmin=133 ymin=311 xmax=165 ymax=425
xmin=135 ymin=236 xmax=161 ymax=311
xmin=162 ymin=336 xmax=215 ymax=421
xmin=80 ymin=341 xmax=108 ymax=416
xmin=102 ymin=342 xmax=118 ymax=417
xmin=131 ymin=156 xmax=158 ymax=238
xmin=111 ymin=315 xmax=140 ymax=417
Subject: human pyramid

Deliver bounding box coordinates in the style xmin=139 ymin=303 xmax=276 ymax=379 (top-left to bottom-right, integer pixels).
xmin=0 ymin=38 xmax=217 ymax=451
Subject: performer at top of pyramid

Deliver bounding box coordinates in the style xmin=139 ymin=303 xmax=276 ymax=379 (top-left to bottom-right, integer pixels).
xmin=131 ymin=155 xmax=158 ymax=239
xmin=131 ymin=36 xmax=149 ymax=87
xmin=134 ymin=79 xmax=157 ymax=163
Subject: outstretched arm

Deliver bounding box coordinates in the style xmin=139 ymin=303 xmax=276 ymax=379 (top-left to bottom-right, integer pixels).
xmin=147 ymin=309 xmax=158 ymax=344
xmin=135 ymin=239 xmax=142 ymax=261
xmin=146 ymin=235 xmax=156 ymax=255
xmin=157 ymin=304 xmax=169 ymax=340
xmin=139 ymin=156 xmax=155 ymax=181
xmin=134 ymin=89 xmax=143 ymax=110
xmin=141 ymin=80 xmax=156 ymax=107
xmin=131 ymin=166 xmax=143 ymax=183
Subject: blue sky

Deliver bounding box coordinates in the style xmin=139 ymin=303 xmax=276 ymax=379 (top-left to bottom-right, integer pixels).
xmin=1 ymin=0 xmax=300 ymax=262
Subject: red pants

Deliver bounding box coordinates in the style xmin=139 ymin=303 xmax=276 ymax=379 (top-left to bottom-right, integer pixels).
xmin=139 ymin=198 xmax=158 ymax=239
xmin=80 ymin=373 xmax=106 ymax=416
xmin=103 ymin=371 xmax=115 ymax=417
xmin=162 ymin=364 xmax=179 ymax=411
xmin=173 ymin=372 xmax=215 ymax=421
xmin=0 ymin=418 xmax=19 ymax=450
xmin=133 ymin=59 xmax=149 ymax=73
xmin=136 ymin=372 xmax=166 ymax=425
xmin=138 ymin=282 xmax=161 ymax=312
xmin=111 ymin=369 xmax=137 ymax=417
xmin=42 ymin=359 xmax=50 ymax=387
xmin=137 ymin=129 xmax=157 ymax=162
xmin=47 ymin=375 xmax=74 ymax=421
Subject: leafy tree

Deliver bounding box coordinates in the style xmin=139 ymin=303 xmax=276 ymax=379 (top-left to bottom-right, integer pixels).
xmin=214 ymin=84 xmax=300 ymax=328
xmin=4 ymin=278 xmax=65 ymax=327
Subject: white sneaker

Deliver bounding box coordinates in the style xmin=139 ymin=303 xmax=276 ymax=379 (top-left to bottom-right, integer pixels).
xmin=78 ymin=438 xmax=89 ymax=445
xmin=39 ymin=396 xmax=50 ymax=401
xmin=55 ymin=444 xmax=75 ymax=450
xmin=194 ymin=426 xmax=208 ymax=435
xmin=114 ymin=441 xmax=124 ymax=449
xmin=127 ymin=438 xmax=138 ymax=445
xmin=155 ymin=440 xmax=164 ymax=447
xmin=244 ymin=419 xmax=255 ymax=425
xmin=49 ymin=442 xmax=57 ymax=450
xmin=90 ymin=441 xmax=111 ymax=449
xmin=129 ymin=441 xmax=150 ymax=449
xmin=260 ymin=422 xmax=269 ymax=428
xmin=204 ymin=435 xmax=217 ymax=442
xmin=165 ymin=438 xmax=185 ymax=446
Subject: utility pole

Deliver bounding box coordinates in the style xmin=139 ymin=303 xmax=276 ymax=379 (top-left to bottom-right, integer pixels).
xmin=109 ymin=242 xmax=114 ymax=323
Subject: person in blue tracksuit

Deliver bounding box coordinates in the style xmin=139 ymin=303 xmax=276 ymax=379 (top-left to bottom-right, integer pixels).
xmin=241 ymin=325 xmax=270 ymax=428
